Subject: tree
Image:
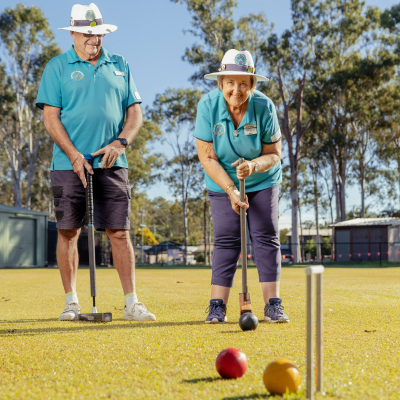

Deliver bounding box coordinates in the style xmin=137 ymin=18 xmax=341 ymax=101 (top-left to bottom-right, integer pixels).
xmin=149 ymin=87 xmax=203 ymax=264
xmin=306 ymin=0 xmax=399 ymax=221
xmin=263 ymin=0 xmax=323 ymax=262
xmin=0 ymin=4 xmax=61 ymax=208
xmin=134 ymin=226 xmax=158 ymax=246
xmin=171 ymin=0 xmax=237 ymax=90
xmin=280 ymin=228 xmax=290 ymax=244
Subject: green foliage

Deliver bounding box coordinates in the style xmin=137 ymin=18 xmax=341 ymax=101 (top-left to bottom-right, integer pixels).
xmin=381 ymin=4 xmax=400 ymax=31
xmin=131 ymin=195 xmax=208 ymax=246
xmin=170 ymin=0 xmax=237 ymax=88
xmin=125 ymin=119 xmax=164 ymax=195
xmin=322 ymin=236 xmax=332 ymax=256
xmin=0 ymin=4 xmax=62 ymax=210
xmin=303 ymin=236 xmax=331 ymax=258
xmin=196 ymin=252 xmax=205 ymax=263
xmin=280 ymin=228 xmax=289 ymax=244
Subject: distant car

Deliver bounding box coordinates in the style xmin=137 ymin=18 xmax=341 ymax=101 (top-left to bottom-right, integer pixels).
xmin=280 ymin=244 xmax=293 ymax=264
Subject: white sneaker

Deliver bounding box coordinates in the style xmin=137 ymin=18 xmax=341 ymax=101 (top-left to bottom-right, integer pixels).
xmin=123 ymin=302 xmax=156 ymax=321
xmin=59 ymin=302 xmax=81 ymax=321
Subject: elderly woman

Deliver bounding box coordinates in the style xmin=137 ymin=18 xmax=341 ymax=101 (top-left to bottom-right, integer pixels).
xmin=194 ymin=49 xmax=289 ymax=324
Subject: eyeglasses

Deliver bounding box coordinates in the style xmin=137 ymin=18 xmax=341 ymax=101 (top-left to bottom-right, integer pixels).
xmin=83 ymin=34 xmax=105 ymax=38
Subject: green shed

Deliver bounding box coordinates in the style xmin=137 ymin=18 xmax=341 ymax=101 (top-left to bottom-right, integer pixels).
xmin=0 ymin=205 xmax=48 ymax=267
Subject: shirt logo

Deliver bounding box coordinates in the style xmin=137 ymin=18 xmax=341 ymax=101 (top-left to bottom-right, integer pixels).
xmin=71 ymin=71 xmax=84 ymax=81
xmin=234 ymin=53 xmax=247 ymax=66
xmin=134 ymin=92 xmax=141 ymax=100
xmin=85 ymin=10 xmax=96 ymax=21
xmin=213 ymin=123 xmax=225 ymax=137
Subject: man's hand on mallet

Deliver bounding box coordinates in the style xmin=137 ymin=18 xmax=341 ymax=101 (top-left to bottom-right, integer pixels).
xmin=92 ymin=140 xmax=126 ymax=169
xmin=231 ymin=159 xmax=255 ymax=180
xmin=71 ymin=153 xmax=93 ymax=188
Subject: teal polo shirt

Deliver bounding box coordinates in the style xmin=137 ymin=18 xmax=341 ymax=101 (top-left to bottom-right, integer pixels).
xmin=194 ymin=89 xmax=282 ymax=193
xmin=36 ymin=45 xmax=141 ymax=170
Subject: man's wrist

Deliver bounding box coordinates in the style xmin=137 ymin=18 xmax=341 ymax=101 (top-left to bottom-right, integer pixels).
xmin=69 ymin=150 xmax=81 ymax=162
xmin=116 ymin=138 xmax=128 ymax=147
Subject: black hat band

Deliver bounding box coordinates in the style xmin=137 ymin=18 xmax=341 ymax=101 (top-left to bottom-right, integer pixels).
xmin=71 ymin=18 xmax=104 ymax=27
xmin=221 ymin=64 xmax=255 ymax=73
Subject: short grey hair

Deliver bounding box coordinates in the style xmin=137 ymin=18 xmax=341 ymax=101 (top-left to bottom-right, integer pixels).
xmin=217 ymin=75 xmax=257 ymax=94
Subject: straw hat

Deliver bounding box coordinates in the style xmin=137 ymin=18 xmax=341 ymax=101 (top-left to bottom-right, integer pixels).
xmin=204 ymin=49 xmax=269 ymax=82
xmin=58 ymin=3 xmax=117 ymax=35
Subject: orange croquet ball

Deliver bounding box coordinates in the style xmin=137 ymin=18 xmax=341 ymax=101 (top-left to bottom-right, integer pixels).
xmin=263 ymin=358 xmax=301 ymax=395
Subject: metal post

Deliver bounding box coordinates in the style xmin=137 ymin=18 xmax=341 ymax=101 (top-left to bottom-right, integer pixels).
xmin=316 ymin=273 xmax=323 ymax=393
xmin=305 ymin=265 xmax=324 ymax=400
xmin=306 ymin=273 xmax=314 ymax=400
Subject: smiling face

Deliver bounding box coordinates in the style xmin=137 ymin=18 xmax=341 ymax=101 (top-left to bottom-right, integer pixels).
xmin=221 ymin=75 xmax=252 ymax=109
xmin=70 ymin=31 xmax=102 ymax=59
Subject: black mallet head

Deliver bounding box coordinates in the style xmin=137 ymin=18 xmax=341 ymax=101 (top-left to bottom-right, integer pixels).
xmin=78 ymin=313 xmax=112 ymax=322
xmin=239 ymin=312 xmax=259 ymax=331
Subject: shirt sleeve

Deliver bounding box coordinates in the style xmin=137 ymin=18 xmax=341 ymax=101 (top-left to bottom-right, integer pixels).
xmin=125 ymin=61 xmax=142 ymax=107
xmin=35 ymin=60 xmax=62 ymax=110
xmin=194 ymin=98 xmax=213 ymax=142
xmin=261 ymin=100 xmax=281 ymax=144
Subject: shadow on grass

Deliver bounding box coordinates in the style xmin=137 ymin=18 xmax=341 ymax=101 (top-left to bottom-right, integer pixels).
xmin=219 ymin=330 xmax=258 ymax=334
xmin=182 ymin=377 xmax=223 ymax=384
xmin=222 ymin=395 xmax=272 ymax=400
xmin=0 ymin=318 xmax=61 ymax=324
xmin=0 ymin=320 xmax=205 ymax=337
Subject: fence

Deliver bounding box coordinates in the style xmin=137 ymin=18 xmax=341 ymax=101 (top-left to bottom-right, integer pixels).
xmin=48 ymin=224 xmax=113 ymax=267
xmin=285 ymin=241 xmax=400 ymax=266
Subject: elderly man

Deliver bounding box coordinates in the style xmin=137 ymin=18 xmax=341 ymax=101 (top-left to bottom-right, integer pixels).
xmin=36 ymin=3 xmax=156 ymax=322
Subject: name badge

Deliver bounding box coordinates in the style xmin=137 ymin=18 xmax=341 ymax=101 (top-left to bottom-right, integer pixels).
xmin=114 ymin=71 xmax=125 ymax=76
xmin=244 ymin=127 xmax=257 ymax=135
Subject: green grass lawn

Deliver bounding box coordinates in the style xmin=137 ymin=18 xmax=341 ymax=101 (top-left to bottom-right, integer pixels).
xmin=1 ymin=267 xmax=399 ymax=399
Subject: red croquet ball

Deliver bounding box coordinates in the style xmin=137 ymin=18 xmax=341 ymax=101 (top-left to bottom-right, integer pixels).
xmin=216 ymin=348 xmax=248 ymax=379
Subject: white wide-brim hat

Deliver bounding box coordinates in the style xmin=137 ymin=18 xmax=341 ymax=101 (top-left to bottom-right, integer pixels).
xmin=58 ymin=3 xmax=117 ymax=35
xmin=204 ymin=49 xmax=269 ymax=82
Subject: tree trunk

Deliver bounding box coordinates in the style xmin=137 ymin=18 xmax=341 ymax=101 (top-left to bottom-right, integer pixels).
xmin=338 ymin=144 xmax=348 ymax=221
xmin=290 ymin=173 xmax=300 ymax=263
xmin=330 ymin=157 xmax=341 ymax=222
xmin=360 ymin=158 xmax=365 ymax=218
xmin=298 ymin=193 xmax=304 ymax=263
xmin=25 ymin=111 xmax=41 ymax=209
xmin=276 ymin=67 xmax=313 ymax=264
xmin=182 ymin=199 xmax=188 ymax=265
xmin=313 ymin=168 xmax=321 ymax=261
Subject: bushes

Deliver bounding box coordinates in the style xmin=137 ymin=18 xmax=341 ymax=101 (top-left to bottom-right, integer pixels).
xmin=196 ymin=253 xmax=205 ymax=263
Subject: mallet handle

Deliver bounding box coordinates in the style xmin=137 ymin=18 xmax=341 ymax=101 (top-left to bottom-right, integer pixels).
xmin=84 ymin=154 xmax=97 ymax=300
xmin=239 ymin=158 xmax=247 ymax=295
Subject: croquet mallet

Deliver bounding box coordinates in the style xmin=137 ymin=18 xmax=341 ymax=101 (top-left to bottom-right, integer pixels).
xmin=238 ymin=158 xmax=252 ymax=315
xmin=78 ymin=154 xmax=112 ymax=322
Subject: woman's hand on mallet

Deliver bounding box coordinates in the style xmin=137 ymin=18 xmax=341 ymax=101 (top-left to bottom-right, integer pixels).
xmin=229 ymin=189 xmax=249 ymax=215
xmin=231 ymin=159 xmax=255 ymax=180
xmin=71 ymin=153 xmax=93 ymax=188
xmin=92 ymin=140 xmax=126 ymax=169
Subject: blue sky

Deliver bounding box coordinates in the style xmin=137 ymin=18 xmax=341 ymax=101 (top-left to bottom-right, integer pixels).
xmin=2 ymin=0 xmax=398 ymax=228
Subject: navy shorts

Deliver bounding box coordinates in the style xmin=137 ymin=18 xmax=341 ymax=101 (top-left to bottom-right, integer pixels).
xmin=208 ymin=185 xmax=281 ymax=287
xmin=51 ymin=168 xmax=131 ymax=231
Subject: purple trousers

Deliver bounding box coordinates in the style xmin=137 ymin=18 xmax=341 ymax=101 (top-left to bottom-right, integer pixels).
xmin=208 ymin=185 xmax=281 ymax=287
